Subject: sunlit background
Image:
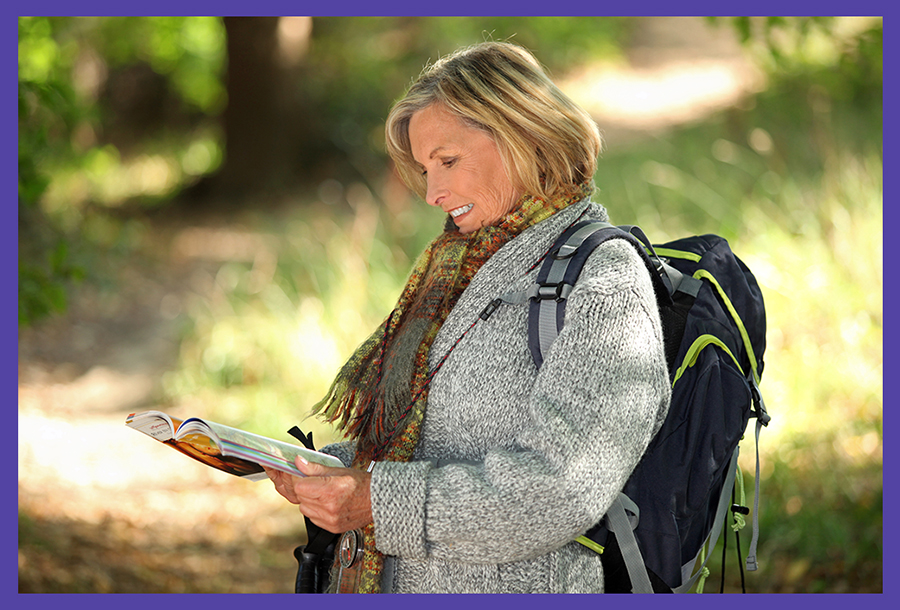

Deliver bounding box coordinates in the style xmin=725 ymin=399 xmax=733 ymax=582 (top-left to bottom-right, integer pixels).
xmin=18 ymin=16 xmax=882 ymax=593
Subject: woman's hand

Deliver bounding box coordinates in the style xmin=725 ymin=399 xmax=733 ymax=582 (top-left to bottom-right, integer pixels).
xmin=264 ymin=457 xmax=373 ymax=533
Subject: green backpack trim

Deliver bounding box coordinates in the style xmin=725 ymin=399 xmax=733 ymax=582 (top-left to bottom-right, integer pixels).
xmin=672 ymin=334 xmax=744 ymax=386
xmin=692 ymin=269 xmax=761 ymax=385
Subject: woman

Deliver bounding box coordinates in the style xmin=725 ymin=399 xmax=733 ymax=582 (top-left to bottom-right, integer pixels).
xmin=266 ymin=41 xmax=670 ymax=594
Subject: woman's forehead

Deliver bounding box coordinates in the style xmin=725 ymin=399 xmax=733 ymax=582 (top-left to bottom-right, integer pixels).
xmin=409 ymin=106 xmax=470 ymax=153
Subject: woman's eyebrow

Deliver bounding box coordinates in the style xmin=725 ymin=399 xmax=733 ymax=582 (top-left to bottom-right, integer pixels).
xmin=428 ymin=146 xmax=450 ymax=159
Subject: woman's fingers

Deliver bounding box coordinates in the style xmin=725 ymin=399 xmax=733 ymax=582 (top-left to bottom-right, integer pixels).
xmin=264 ymin=457 xmax=374 ymax=531
xmin=263 ymin=465 xmax=300 ymax=504
xmin=291 ymin=459 xmax=374 ymax=532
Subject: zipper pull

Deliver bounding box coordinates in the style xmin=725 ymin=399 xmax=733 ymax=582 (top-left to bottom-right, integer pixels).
xmin=479 ymin=298 xmax=503 ymax=320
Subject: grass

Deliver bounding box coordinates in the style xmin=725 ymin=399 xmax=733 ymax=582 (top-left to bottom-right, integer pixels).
xmin=154 ymin=70 xmax=882 ymax=592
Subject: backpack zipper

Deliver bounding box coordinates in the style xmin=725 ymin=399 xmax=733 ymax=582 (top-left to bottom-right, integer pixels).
xmin=672 ymin=334 xmax=744 ymax=387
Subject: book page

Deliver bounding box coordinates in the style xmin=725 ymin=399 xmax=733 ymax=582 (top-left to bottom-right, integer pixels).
xmin=125 ymin=411 xmax=177 ymax=441
xmin=125 ymin=412 xmax=264 ymax=480
xmin=199 ymin=420 xmax=344 ymax=477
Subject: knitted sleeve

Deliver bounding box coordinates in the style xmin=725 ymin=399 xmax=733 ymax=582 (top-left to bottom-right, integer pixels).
xmin=318 ymin=439 xmax=357 ymax=468
xmin=370 ymin=238 xmax=671 ymax=564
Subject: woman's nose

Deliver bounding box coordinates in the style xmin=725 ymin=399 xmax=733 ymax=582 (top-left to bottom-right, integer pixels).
xmin=425 ymin=176 xmax=448 ymax=208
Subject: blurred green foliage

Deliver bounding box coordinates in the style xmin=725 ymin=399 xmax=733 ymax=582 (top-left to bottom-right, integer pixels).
xmin=18 ymin=16 xmax=226 ymax=326
xmin=305 ymin=17 xmax=631 ymax=139
xmin=18 ymin=16 xmax=634 ymax=327
xmin=18 ymin=16 xmax=226 ymax=206
xmin=283 ymin=17 xmax=635 ymax=199
xmin=19 ymin=18 xmax=85 ymax=325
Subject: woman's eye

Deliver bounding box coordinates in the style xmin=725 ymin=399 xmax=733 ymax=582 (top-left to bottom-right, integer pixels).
xmin=420 ymin=158 xmax=455 ymax=176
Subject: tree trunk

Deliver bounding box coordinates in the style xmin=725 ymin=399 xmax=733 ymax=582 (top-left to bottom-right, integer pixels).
xmin=217 ymin=17 xmax=290 ymax=196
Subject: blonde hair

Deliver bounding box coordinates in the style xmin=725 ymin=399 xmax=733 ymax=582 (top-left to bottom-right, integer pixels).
xmin=385 ymin=41 xmax=602 ymax=201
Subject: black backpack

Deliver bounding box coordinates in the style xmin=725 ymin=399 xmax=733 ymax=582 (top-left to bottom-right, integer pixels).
xmin=520 ymin=219 xmax=770 ymax=593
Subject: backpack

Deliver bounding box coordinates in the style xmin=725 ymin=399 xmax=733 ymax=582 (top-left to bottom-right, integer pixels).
xmin=519 ymin=219 xmax=770 ymax=593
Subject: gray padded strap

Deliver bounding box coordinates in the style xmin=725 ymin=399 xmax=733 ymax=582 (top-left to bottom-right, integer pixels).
xmin=746 ymin=416 xmax=764 ymax=571
xmin=605 ymin=493 xmax=654 ymax=594
xmin=621 ymin=224 xmax=701 ymax=298
xmin=565 ymin=221 xmax=615 ymax=249
xmin=666 ymin=264 xmax=703 ymax=297
xmin=746 ymin=375 xmax=769 ymax=571
xmin=535 ymin=223 xmax=611 ymax=359
xmin=536 ymin=297 xmax=559 ymax=360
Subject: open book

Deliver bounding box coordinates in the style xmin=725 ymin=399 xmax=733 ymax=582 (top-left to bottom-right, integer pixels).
xmin=125 ymin=410 xmax=344 ymax=481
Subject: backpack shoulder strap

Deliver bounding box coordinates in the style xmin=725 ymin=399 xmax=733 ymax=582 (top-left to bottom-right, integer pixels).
xmin=525 ymin=220 xmax=670 ymax=369
xmin=527 ymin=220 xmax=624 ymax=367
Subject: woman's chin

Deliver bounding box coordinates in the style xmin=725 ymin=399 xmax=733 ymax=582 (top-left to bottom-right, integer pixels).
xmin=452 ymin=218 xmax=476 ymax=234
xmin=452 ymin=212 xmax=493 ymax=235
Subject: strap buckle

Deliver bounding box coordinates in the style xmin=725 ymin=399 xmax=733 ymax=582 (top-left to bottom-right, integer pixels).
xmin=552 ymin=243 xmax=579 ymax=260
xmin=749 ymin=376 xmax=771 ymax=426
xmin=534 ymin=282 xmax=573 ymax=302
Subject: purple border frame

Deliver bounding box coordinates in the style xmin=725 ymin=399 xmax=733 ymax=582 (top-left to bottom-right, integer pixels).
xmin=9 ymin=2 xmax=892 ymax=609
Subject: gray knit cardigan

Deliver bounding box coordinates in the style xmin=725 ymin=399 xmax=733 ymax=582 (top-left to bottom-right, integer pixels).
xmin=322 ymin=199 xmax=671 ymax=593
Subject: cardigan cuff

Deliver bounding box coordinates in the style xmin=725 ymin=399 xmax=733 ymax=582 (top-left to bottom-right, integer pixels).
xmin=318 ymin=440 xmax=357 ymax=468
xmin=371 ymin=459 xmax=433 ymax=560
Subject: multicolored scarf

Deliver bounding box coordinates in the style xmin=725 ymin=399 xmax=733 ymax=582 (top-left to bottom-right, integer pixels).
xmin=312 ymin=181 xmax=593 ymax=593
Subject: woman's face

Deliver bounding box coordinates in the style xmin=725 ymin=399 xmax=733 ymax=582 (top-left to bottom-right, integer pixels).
xmin=408 ymin=104 xmax=523 ymax=234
